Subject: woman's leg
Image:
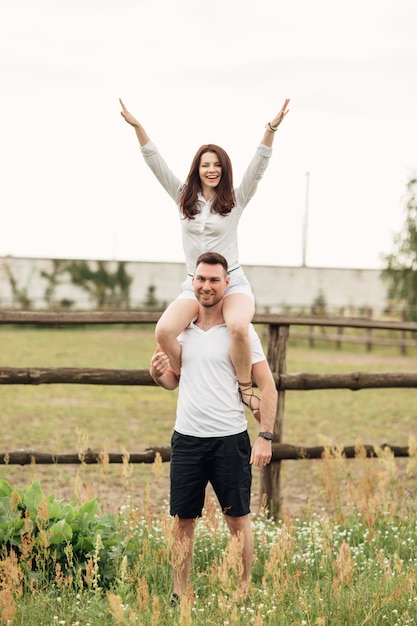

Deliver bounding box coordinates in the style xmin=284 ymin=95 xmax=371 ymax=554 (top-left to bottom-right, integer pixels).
xmin=155 ymin=298 xmax=199 ymax=375
xmin=222 ymin=294 xmax=260 ymax=420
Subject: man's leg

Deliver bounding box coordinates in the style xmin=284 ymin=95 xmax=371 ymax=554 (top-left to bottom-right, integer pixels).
xmin=172 ymin=517 xmax=196 ymax=598
xmin=224 ymin=513 xmax=254 ymax=592
xmin=170 ymin=432 xmax=207 ymax=602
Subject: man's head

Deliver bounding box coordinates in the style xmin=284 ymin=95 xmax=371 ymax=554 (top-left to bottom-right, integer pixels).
xmin=192 ymin=252 xmax=230 ymax=308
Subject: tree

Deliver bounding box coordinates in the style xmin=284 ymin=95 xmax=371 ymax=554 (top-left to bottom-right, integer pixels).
xmin=311 ymin=289 xmax=327 ymax=316
xmin=66 ymin=260 xmax=133 ymax=309
xmin=381 ymin=177 xmax=417 ymax=320
xmin=4 ymin=263 xmax=33 ymax=309
xmin=40 ymin=259 xmax=71 ymax=308
xmin=144 ymin=284 xmax=159 ymax=309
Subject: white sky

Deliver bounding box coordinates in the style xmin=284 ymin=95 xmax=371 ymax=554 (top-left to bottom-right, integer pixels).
xmin=1 ymin=0 xmax=416 ymax=269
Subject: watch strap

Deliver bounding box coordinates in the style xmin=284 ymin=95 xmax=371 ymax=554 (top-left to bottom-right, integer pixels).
xmin=258 ymin=431 xmax=273 ymax=441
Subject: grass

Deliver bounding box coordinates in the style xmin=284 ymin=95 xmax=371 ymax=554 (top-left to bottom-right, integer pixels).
xmin=2 ymin=489 xmax=417 ymax=624
xmin=0 ymin=325 xmax=417 ymax=624
xmin=0 ymin=325 xmax=416 ymax=515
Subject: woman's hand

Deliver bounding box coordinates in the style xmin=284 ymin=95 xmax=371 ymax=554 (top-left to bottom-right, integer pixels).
xmin=119 ymin=98 xmax=150 ymax=146
xmin=269 ymin=98 xmax=290 ymax=129
xmin=119 ymin=98 xmax=140 ymax=127
xmin=261 ymin=98 xmax=290 ymax=147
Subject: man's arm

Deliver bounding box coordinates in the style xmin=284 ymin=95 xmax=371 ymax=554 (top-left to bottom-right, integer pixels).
xmin=250 ymin=360 xmax=278 ymax=467
xmin=150 ymin=349 xmax=179 ymax=391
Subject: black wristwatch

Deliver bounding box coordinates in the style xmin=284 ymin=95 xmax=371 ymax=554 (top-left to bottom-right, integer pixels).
xmin=258 ymin=431 xmax=273 ymax=441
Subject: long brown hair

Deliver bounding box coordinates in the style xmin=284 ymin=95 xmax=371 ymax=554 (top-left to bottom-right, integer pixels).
xmin=179 ymin=144 xmax=235 ymax=219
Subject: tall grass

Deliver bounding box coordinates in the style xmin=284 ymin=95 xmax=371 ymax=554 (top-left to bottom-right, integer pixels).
xmin=1 ymin=453 xmax=417 ymax=624
xmin=0 ymin=326 xmax=417 ymax=623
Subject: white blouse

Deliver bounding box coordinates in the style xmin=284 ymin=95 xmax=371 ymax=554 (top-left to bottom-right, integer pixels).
xmin=141 ymin=140 xmax=273 ymax=275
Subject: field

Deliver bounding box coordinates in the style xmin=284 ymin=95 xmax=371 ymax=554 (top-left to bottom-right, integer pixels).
xmin=0 ymin=325 xmax=417 ymax=624
xmin=1 ymin=325 xmax=416 ymax=517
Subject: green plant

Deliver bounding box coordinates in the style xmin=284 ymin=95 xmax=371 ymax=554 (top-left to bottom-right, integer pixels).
xmin=311 ymin=289 xmax=327 ymax=315
xmin=144 ymin=283 xmax=159 ymax=309
xmin=3 ymin=264 xmax=33 ymax=309
xmin=5 ymin=488 xmax=417 ymax=625
xmin=40 ymin=259 xmax=72 ymax=308
xmin=382 ymin=177 xmax=417 ymax=321
xmin=66 ymin=260 xmax=133 ymax=309
xmin=0 ymin=479 xmax=129 ymax=589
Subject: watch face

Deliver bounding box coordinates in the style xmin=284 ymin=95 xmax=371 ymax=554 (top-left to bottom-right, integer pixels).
xmin=260 ymin=432 xmax=272 ymax=440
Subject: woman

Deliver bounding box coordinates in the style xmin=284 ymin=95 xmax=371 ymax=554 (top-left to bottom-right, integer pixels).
xmin=120 ymin=97 xmax=289 ymax=420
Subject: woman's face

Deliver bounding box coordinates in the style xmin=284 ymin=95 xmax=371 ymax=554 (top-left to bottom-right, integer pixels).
xmin=198 ymin=151 xmax=222 ymax=192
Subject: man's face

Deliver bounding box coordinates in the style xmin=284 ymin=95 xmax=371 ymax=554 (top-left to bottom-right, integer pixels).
xmin=192 ymin=263 xmax=230 ymax=307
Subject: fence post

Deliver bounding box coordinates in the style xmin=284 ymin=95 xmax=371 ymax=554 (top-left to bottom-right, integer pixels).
xmin=336 ymin=326 xmax=344 ymax=350
xmin=259 ymin=324 xmax=289 ymax=519
xmin=401 ymin=309 xmax=407 ymax=356
xmin=308 ymin=325 xmax=315 ymax=348
xmin=366 ymin=327 xmax=372 ymax=352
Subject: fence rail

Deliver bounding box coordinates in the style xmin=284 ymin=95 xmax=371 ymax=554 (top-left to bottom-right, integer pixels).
xmin=2 ymin=310 xmax=417 ymax=518
xmin=0 ymin=443 xmax=411 ymax=467
xmin=2 ymin=310 xmax=417 ymax=329
xmin=291 ymin=329 xmax=417 ymax=353
xmin=2 ymin=367 xmax=417 ymax=390
xmin=2 ymin=309 xmax=417 ymax=352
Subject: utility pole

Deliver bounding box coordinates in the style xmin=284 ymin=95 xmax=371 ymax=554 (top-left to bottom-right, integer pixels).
xmin=302 ymin=171 xmax=310 ymax=267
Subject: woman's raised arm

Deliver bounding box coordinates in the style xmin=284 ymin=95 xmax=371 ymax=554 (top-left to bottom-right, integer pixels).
xmin=261 ymin=98 xmax=290 ymax=148
xmin=119 ymin=98 xmax=150 ymax=147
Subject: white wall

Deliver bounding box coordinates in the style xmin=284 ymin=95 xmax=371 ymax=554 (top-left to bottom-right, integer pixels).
xmin=0 ymin=256 xmax=388 ymax=313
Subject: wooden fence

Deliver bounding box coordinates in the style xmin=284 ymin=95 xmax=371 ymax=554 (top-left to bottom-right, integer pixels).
xmin=291 ymin=325 xmax=417 ymax=354
xmin=1 ymin=310 xmax=417 ymax=518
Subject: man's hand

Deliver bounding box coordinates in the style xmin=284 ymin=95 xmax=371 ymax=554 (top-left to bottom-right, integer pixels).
xmin=250 ymin=437 xmax=272 ymax=468
xmin=249 ymin=360 xmax=277 ymax=467
xmin=150 ymin=349 xmax=171 ymax=379
xmin=150 ymin=348 xmax=179 ymax=390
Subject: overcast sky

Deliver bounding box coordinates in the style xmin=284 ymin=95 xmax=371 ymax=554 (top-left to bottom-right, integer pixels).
xmin=1 ymin=0 xmax=416 ymax=269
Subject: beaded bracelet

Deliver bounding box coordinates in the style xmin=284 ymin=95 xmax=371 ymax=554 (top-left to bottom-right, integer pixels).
xmin=265 ymin=122 xmax=278 ymax=133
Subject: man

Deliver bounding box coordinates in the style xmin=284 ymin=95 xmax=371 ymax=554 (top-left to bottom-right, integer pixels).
xmin=150 ymin=252 xmax=277 ymax=604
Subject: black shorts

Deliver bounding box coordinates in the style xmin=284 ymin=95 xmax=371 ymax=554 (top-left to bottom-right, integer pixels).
xmin=170 ymin=430 xmax=252 ymax=519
